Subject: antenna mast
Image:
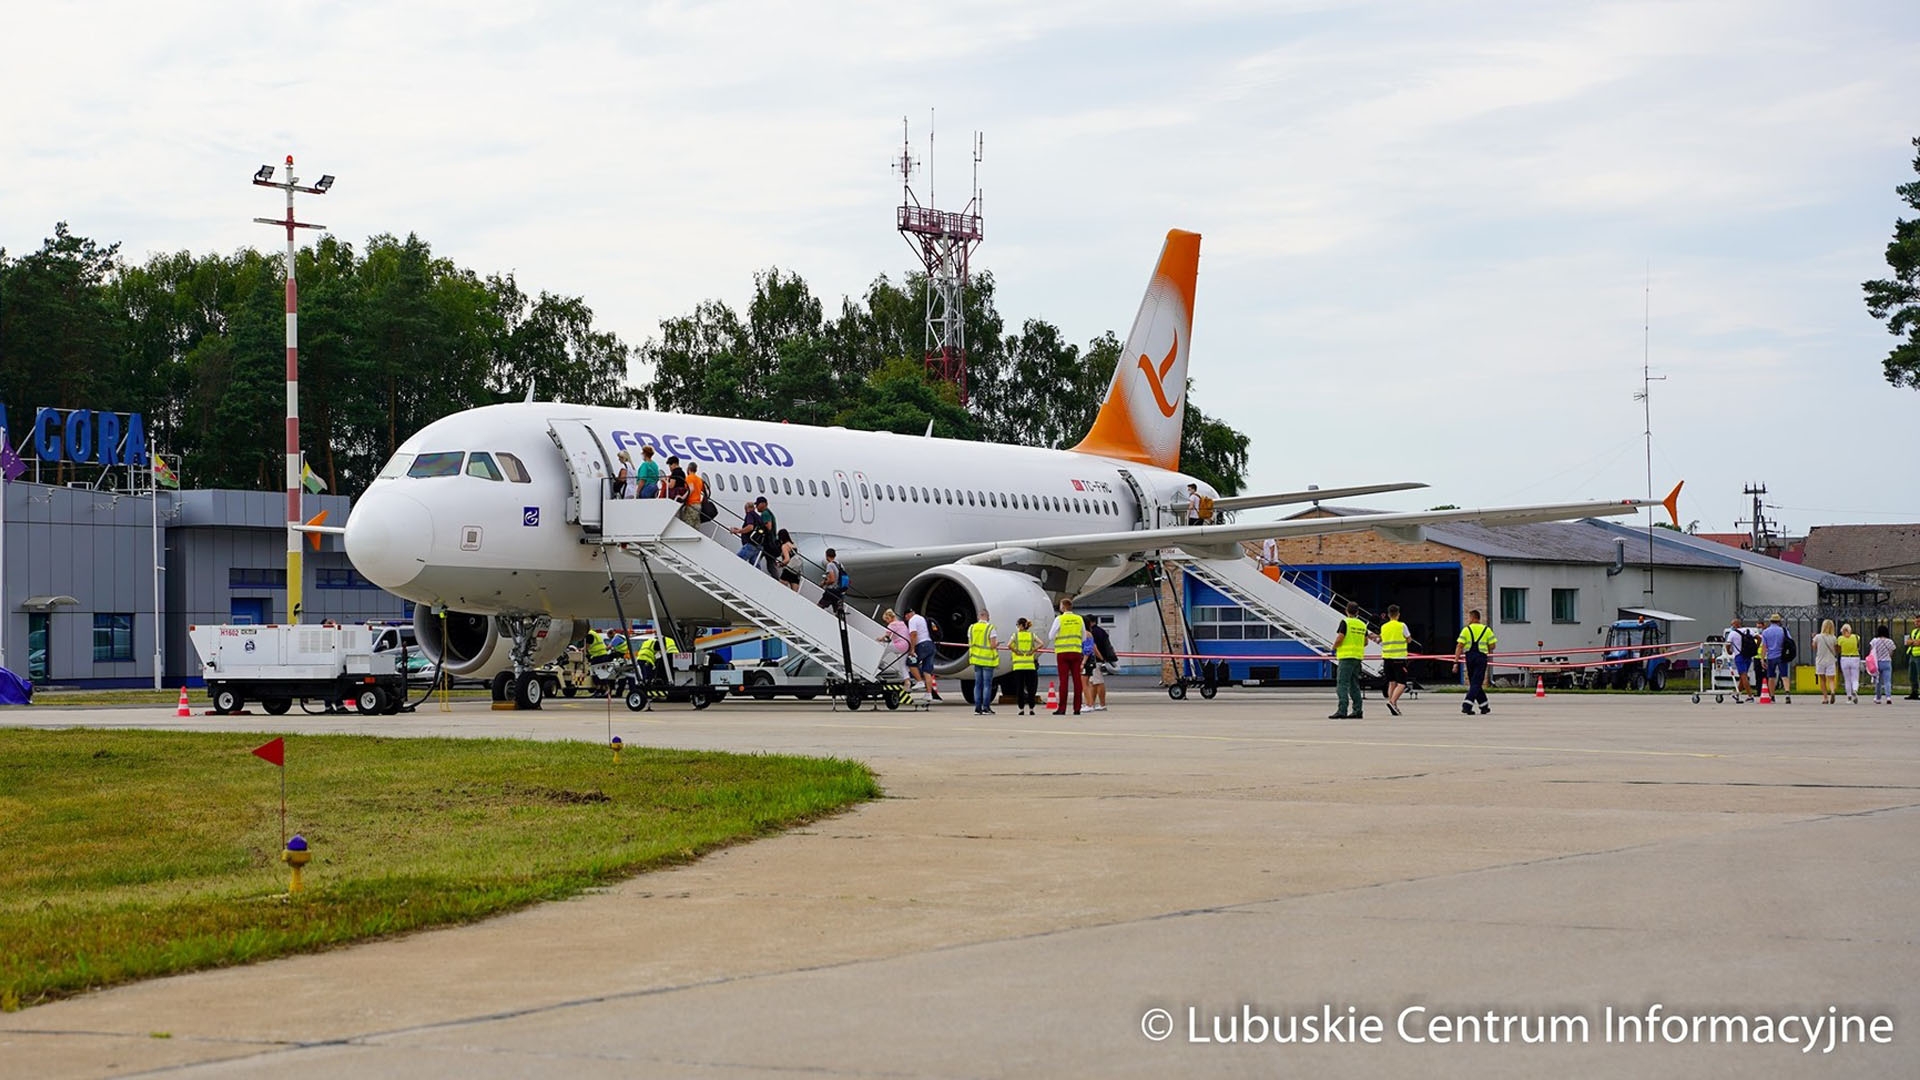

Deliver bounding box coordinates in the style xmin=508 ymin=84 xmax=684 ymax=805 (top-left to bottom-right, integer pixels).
xmin=1633 ymin=266 xmax=1665 ymax=604
xmin=896 ymin=112 xmax=983 ymax=405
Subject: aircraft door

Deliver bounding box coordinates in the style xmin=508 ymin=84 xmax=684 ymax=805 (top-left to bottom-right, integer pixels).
xmin=546 ymin=419 xmax=614 ymax=532
xmin=851 ymin=470 xmax=876 ymax=525
xmin=832 ymin=469 xmax=855 ymax=524
xmin=1116 ymin=468 xmax=1150 ymax=531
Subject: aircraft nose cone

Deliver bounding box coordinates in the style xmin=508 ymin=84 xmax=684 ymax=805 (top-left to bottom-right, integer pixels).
xmin=345 ymin=488 xmax=434 ymax=592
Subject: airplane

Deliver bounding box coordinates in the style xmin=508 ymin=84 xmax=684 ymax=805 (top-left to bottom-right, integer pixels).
xmin=340 ymin=229 xmax=1679 ymax=708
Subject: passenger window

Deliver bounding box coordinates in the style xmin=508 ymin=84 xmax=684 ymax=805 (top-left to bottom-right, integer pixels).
xmin=783 ymin=478 xmax=792 ymax=496
xmin=859 ymin=481 xmax=870 ymax=499
xmin=497 ymin=453 xmax=531 ymax=483
xmin=407 ymin=452 xmax=463 ymax=478
xmin=377 ymin=452 xmax=416 ymax=480
xmin=910 ymin=487 xmax=919 ymax=503
xmin=808 ymin=479 xmax=818 ymax=497
xmin=756 ymin=476 xmax=766 ymax=494
xmin=839 ymin=481 xmax=850 ymax=499
xmin=921 ymin=487 xmax=930 ymax=502
xmin=466 ymin=453 xmax=504 ymax=481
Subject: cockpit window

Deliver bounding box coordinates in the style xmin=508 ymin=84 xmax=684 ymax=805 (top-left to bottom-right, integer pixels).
xmin=496 ymin=453 xmax=531 ymax=483
xmin=407 ymin=452 xmax=464 ymax=478
xmin=377 ymin=452 xmax=416 ymax=480
xmin=466 ymin=453 xmax=504 ymax=481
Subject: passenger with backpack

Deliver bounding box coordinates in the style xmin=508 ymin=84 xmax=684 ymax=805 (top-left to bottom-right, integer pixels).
xmin=1726 ymin=617 xmax=1759 ymax=701
xmin=1762 ymin=613 xmax=1795 ymax=699
xmin=817 ymin=548 xmax=847 ymax=615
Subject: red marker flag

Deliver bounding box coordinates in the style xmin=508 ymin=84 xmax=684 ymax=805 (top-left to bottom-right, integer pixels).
xmin=251 ymin=737 xmax=285 ymax=767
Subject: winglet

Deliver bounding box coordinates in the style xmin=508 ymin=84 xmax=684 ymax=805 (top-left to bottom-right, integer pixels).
xmin=305 ymin=509 xmax=329 ymax=551
xmin=1661 ymin=481 xmax=1683 ymax=528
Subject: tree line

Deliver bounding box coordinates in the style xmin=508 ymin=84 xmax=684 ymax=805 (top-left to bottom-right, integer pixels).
xmin=0 ymin=223 xmax=1249 ymax=497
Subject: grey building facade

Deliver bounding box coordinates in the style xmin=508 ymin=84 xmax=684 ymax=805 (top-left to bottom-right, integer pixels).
xmin=4 ymin=481 xmax=407 ymax=688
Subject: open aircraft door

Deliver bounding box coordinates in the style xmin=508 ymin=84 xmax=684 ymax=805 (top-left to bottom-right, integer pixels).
xmin=852 ymin=470 xmax=876 ymax=525
xmin=832 ymin=469 xmax=855 ymax=524
xmin=546 ymin=419 xmax=614 ymax=532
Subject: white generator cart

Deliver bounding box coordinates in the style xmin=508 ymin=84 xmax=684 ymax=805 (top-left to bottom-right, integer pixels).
xmin=189 ymin=623 xmax=409 ymax=716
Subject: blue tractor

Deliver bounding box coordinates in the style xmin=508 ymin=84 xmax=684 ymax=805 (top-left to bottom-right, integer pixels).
xmin=1596 ymin=613 xmax=1682 ymax=691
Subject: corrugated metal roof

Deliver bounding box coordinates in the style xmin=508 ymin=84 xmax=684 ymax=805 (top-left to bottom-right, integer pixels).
xmin=1800 ymin=524 xmax=1920 ymax=576
xmin=1294 ymin=507 xmax=1739 ymax=569
xmin=1603 ymin=521 xmax=1884 ymax=592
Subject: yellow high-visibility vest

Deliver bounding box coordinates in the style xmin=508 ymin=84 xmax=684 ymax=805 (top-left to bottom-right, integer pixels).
xmin=1380 ymin=619 xmax=1409 ymax=659
xmin=587 ymin=631 xmax=609 ymax=659
xmin=1458 ymin=623 xmax=1497 ymax=655
xmin=1335 ymin=616 xmax=1369 ymax=659
xmin=1010 ymin=630 xmax=1038 ymax=670
xmin=968 ymin=621 xmax=998 ymax=666
xmin=1054 ymin=612 xmax=1085 ymax=652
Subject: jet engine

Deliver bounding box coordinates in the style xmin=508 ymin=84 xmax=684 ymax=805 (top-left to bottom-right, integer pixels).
xmin=413 ymin=610 xmax=585 ymax=679
xmin=897 ymin=565 xmax=1059 ymax=676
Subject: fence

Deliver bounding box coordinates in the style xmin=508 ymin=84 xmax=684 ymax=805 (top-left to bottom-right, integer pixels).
xmin=1736 ymin=606 xmax=1919 ymax=693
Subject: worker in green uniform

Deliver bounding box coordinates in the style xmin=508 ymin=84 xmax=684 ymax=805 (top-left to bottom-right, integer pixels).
xmin=1330 ymin=601 xmax=1376 ymax=720
xmin=968 ymin=609 xmax=1000 ymax=715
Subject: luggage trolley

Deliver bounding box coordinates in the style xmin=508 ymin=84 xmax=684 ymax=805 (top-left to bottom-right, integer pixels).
xmin=1692 ymin=640 xmax=1738 ymax=704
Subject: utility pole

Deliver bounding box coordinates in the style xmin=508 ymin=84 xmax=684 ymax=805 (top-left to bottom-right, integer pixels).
xmin=1634 ymin=268 xmax=1665 ymax=605
xmin=252 ymin=156 xmax=333 ymax=625
xmin=1738 ymin=483 xmax=1773 ymax=554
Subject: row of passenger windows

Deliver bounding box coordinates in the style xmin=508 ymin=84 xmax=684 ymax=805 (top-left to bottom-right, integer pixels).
xmin=707 ymin=471 xmax=1120 ymax=519
xmin=398 ymin=450 xmax=1122 ymax=518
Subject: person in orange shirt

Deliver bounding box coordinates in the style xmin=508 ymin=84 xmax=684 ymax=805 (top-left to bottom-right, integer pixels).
xmin=681 ymin=462 xmax=707 ymax=525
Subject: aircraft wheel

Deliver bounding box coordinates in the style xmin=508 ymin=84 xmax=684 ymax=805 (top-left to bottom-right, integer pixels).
xmin=1168 ymin=683 xmax=1187 ymax=701
xmin=513 ymin=672 xmax=544 ymax=710
xmin=625 ymin=690 xmax=648 ymax=712
xmin=212 ymin=687 xmax=240 ymax=715
xmin=1199 ymin=683 xmax=1218 ymax=700
xmin=490 ymin=671 xmax=511 ymax=703
xmin=263 ymin=698 xmax=292 ymax=716
xmin=355 ymin=687 xmax=387 ymax=715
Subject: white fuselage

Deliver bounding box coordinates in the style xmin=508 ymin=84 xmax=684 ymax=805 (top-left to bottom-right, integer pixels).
xmin=344 ymin=403 xmax=1213 ymax=622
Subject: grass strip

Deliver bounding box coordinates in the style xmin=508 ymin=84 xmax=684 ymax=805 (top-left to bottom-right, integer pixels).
xmin=0 ymin=728 xmax=878 ymax=1009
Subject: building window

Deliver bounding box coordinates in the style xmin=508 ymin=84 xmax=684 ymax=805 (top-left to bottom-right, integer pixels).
xmin=317 ymin=568 xmax=379 ymax=590
xmin=28 ymin=612 xmax=49 ymax=682
xmin=1500 ymin=587 xmax=1529 ymax=623
xmin=93 ymin=614 xmax=134 ymax=663
xmin=229 ymin=568 xmax=288 ymax=589
xmin=1551 ymin=588 xmax=1578 ymax=623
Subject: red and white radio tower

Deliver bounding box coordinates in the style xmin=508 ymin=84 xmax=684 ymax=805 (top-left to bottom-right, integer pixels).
xmin=895 ymin=114 xmax=982 ymax=405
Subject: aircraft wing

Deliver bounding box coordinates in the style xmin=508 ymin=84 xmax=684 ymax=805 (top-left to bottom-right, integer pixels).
xmin=836 ymin=491 xmax=1674 ymax=581
xmin=1210 ymin=481 xmax=1427 ymax=514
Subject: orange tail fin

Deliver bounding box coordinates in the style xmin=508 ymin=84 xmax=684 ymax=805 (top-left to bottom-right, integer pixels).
xmin=1069 ymin=229 xmax=1200 ymax=470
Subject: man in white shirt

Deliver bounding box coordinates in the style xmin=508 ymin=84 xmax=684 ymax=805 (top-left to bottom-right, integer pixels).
xmin=1260 ymin=536 xmax=1278 ymax=567
xmin=905 ymin=607 xmax=940 ymax=702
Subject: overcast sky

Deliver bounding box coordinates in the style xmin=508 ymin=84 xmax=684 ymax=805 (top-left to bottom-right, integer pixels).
xmin=5 ymin=0 xmax=1916 ymax=535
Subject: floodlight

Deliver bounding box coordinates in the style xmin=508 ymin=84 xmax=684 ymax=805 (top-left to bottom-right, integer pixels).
xmin=254 ymin=164 xmax=275 ymax=181
xmin=315 ymin=174 xmax=334 ymax=192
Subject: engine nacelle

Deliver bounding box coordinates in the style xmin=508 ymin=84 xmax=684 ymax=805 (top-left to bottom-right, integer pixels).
xmin=413 ymin=610 xmax=586 ymax=678
xmin=897 ymin=565 xmax=1058 ymax=676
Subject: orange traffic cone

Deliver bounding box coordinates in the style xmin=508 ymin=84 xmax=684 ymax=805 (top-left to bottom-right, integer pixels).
xmin=1045 ymin=681 xmax=1058 ymax=711
xmin=1758 ymin=681 xmax=1773 ymax=704
xmin=175 ymin=687 xmax=192 ymax=717
xmin=1534 ymin=676 xmax=1546 ymax=698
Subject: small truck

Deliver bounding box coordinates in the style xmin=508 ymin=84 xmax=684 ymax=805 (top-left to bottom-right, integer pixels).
xmin=188 ymin=622 xmax=410 ymax=715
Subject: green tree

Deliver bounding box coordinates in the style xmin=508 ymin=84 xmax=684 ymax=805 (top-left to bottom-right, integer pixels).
xmin=1865 ymin=136 xmax=1920 ymax=388
xmin=832 ymin=357 xmax=980 ymax=440
xmin=0 ymin=224 xmax=125 ymax=445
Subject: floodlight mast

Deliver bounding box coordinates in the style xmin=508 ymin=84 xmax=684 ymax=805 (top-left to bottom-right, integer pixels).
xmin=252 ymin=155 xmax=330 ymax=625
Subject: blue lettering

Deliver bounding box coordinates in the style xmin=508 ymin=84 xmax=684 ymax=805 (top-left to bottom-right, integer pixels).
xmin=610 ymin=431 xmax=634 ymax=453
xmin=631 ymin=431 xmax=661 ymax=453
xmin=685 ymin=436 xmax=713 ymax=462
xmin=661 ymin=435 xmax=686 ymax=460
xmin=740 ymin=441 xmax=770 ymax=466
xmin=64 ymin=410 xmax=93 ymax=464
xmin=709 ymin=439 xmax=738 ymax=464
xmin=34 ymin=409 xmax=60 ymax=460
xmin=96 ymin=411 xmax=122 ymax=465
xmin=766 ymin=442 xmax=794 ymax=467
xmin=124 ymin=413 xmax=148 ymax=466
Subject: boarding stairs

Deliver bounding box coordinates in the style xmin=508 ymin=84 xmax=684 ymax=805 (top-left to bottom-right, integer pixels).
xmin=594 ymin=498 xmax=908 ymax=686
xmin=1167 ymin=552 xmax=1381 ymax=676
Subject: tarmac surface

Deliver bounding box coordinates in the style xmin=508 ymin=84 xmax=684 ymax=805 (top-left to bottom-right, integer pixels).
xmin=1 ymin=684 xmax=1916 ymax=1079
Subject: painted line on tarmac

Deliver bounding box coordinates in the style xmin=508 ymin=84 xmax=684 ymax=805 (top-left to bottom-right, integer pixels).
xmin=951 ymin=724 xmax=1726 ymax=760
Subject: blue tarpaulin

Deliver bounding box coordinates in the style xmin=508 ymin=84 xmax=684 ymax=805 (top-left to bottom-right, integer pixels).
xmin=0 ymin=667 xmax=32 ymax=705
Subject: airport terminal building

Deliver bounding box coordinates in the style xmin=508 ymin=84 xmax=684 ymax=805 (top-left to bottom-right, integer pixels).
xmin=1 ymin=480 xmax=405 ymax=688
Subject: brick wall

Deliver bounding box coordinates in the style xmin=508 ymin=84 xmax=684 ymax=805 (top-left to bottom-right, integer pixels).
xmin=1246 ymin=528 xmax=1488 ymax=620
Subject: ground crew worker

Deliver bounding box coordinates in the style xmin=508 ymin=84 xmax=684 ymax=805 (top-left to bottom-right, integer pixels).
xmin=1906 ymin=624 xmax=1920 ymax=700
xmin=968 ymin=609 xmax=999 ymax=715
xmin=1330 ymin=601 xmax=1376 ymax=719
xmin=1455 ymin=609 xmax=1498 ymax=715
xmin=1379 ymin=604 xmax=1411 ymax=716
xmin=1049 ymin=598 xmax=1086 ymax=715
xmin=1010 ymin=617 xmax=1040 ymax=715
xmin=636 ymin=631 xmax=680 ymax=686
